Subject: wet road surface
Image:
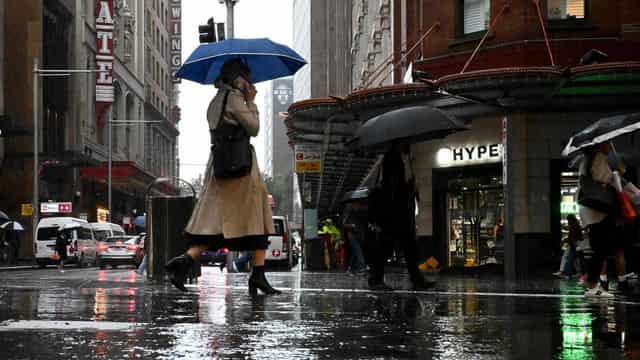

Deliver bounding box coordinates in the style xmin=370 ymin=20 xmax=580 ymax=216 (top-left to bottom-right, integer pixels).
xmin=1 ymin=266 xmax=639 ymax=359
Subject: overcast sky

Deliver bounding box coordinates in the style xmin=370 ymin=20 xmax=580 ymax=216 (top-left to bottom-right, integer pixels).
xmin=178 ymin=0 xmax=294 ymax=182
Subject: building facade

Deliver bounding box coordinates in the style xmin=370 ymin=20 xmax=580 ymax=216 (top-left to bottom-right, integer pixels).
xmin=286 ymin=0 xmax=640 ymax=278
xmin=143 ymin=0 xmax=180 ymax=182
xmin=292 ymin=0 xmax=353 ymax=101
xmin=391 ymin=0 xmax=640 ymax=276
xmin=263 ymin=78 xmax=294 ymax=219
xmin=0 ymin=0 xmax=181 ymax=257
xmin=351 ymin=0 xmax=393 ymax=90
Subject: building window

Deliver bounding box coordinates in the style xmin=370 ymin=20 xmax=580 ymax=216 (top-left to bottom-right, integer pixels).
xmin=547 ymin=0 xmax=585 ymax=20
xmin=461 ymin=0 xmax=491 ymax=35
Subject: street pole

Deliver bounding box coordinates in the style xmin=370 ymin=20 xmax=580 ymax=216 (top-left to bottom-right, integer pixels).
xmin=32 ymin=58 xmax=39 ymax=244
xmin=226 ymin=0 xmax=235 ymax=39
xmin=108 ymin=119 xmax=112 ymax=222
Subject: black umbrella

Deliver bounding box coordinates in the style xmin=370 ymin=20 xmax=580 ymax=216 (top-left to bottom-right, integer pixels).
xmin=562 ymin=113 xmax=640 ymax=157
xmin=0 ymin=210 xmax=9 ymax=225
xmin=350 ymin=106 xmax=468 ymax=151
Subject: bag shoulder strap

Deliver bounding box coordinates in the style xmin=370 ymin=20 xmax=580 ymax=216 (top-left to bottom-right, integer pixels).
xmin=211 ymin=90 xmax=231 ymax=143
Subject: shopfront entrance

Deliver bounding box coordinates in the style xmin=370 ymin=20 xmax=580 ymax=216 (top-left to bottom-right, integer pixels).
xmin=434 ymin=165 xmax=503 ymax=269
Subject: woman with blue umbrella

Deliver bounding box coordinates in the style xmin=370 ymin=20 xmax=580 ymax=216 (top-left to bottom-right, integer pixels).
xmin=166 ymin=39 xmax=306 ymax=295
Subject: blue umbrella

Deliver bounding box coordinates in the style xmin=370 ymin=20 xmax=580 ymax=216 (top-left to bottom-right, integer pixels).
xmin=176 ymin=38 xmax=307 ymax=85
xmin=134 ymin=215 xmax=146 ymax=229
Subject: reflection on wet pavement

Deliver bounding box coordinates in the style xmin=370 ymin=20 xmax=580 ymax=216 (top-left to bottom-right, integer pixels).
xmin=0 ymin=266 xmax=639 ymax=359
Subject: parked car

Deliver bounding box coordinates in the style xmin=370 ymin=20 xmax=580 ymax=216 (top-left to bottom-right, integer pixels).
xmin=95 ymin=235 xmax=139 ymax=269
xmin=34 ymin=217 xmax=97 ymax=268
xmin=266 ymin=216 xmax=293 ymax=269
xmin=201 ymin=248 xmax=228 ymax=271
xmin=90 ymin=222 xmax=126 ymax=243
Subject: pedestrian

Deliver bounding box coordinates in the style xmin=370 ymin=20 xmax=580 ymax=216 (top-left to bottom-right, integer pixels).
xmin=578 ymin=142 xmax=618 ymax=297
xmin=136 ymin=254 xmax=147 ymax=276
xmin=342 ymin=199 xmax=367 ymax=274
xmin=232 ymin=251 xmax=253 ymax=272
xmin=55 ymin=228 xmax=70 ymax=273
xmin=554 ymin=214 xmax=582 ymax=279
xmin=165 ymin=58 xmax=280 ymax=295
xmin=368 ymin=144 xmax=433 ymax=291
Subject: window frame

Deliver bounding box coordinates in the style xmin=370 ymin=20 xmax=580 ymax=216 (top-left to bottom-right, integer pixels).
xmin=457 ymin=0 xmax=491 ymax=39
xmin=543 ymin=0 xmax=597 ymax=31
xmin=546 ymin=0 xmax=590 ymax=25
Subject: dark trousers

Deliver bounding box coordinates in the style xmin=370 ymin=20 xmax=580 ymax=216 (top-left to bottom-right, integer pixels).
xmin=587 ymin=217 xmax=615 ymax=285
xmin=369 ymin=230 xmax=422 ymax=284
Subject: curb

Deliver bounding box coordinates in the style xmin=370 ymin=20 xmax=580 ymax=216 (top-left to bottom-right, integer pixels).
xmin=0 ymin=265 xmax=37 ymax=271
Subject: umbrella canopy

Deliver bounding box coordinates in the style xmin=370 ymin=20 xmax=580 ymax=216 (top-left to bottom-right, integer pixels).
xmin=350 ymin=106 xmax=468 ymax=151
xmin=0 ymin=221 xmax=24 ymax=231
xmin=562 ymin=113 xmax=640 ymax=157
xmin=134 ymin=215 xmax=146 ymax=228
xmin=176 ymin=38 xmax=307 ymax=84
xmin=0 ymin=210 xmax=9 ymax=223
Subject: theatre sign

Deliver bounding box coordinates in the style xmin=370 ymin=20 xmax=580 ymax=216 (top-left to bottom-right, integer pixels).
xmin=95 ymin=0 xmax=114 ymax=128
xmin=170 ymin=0 xmax=182 ymax=83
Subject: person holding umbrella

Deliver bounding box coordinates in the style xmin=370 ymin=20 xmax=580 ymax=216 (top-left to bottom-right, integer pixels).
xmin=166 ymin=38 xmax=306 ymax=294
xmin=564 ymin=113 xmax=640 ymax=297
xmin=165 ymin=58 xmax=279 ymax=294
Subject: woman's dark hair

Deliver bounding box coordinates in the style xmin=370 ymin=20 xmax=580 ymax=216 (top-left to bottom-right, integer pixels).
xmin=567 ymin=214 xmax=579 ymax=225
xmin=218 ymin=58 xmax=250 ymax=84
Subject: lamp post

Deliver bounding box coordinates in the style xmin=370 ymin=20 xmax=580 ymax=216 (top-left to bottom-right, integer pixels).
xmin=218 ymin=0 xmax=238 ymax=39
xmin=107 ymin=120 xmax=161 ymax=222
xmin=31 ymin=59 xmax=107 ymax=244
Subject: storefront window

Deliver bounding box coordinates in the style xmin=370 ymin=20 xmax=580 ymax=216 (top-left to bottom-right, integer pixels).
xmin=548 ymin=0 xmax=586 ymax=20
xmin=447 ymin=173 xmax=503 ymax=268
xmin=560 ymin=171 xmax=581 ymax=236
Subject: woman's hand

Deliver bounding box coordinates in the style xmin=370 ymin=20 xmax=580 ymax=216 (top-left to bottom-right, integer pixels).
xmin=244 ymin=83 xmax=257 ymax=102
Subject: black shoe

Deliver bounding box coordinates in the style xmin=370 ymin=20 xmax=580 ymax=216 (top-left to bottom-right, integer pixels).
xmin=248 ymin=272 xmax=281 ymax=296
xmin=165 ymin=254 xmax=194 ymax=292
xmin=368 ymin=280 xmax=394 ymax=291
xmin=412 ymin=279 xmax=436 ymax=291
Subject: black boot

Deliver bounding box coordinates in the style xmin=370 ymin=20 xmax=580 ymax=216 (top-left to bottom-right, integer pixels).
xmin=248 ymin=266 xmax=281 ymax=296
xmin=165 ymin=254 xmax=194 ymax=292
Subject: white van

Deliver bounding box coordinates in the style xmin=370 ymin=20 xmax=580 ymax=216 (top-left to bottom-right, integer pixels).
xmin=34 ymin=217 xmax=97 ymax=268
xmin=266 ymin=216 xmax=293 ymax=269
xmin=90 ymin=222 xmax=126 ymax=243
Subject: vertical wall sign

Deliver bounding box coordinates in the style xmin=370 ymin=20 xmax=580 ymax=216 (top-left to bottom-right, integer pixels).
xmin=170 ymin=0 xmax=182 ymax=83
xmin=95 ymin=0 xmax=114 ymax=128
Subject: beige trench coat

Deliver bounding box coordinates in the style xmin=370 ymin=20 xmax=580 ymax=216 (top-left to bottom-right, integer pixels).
xmin=185 ymin=85 xmax=275 ymax=238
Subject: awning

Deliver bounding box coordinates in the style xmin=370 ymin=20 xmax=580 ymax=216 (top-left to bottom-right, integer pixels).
xmin=286 ymin=62 xmax=640 ymax=219
xmin=81 ymin=161 xmax=157 ymax=195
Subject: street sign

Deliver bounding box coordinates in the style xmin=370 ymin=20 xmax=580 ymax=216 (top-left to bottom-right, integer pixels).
xmin=40 ymin=202 xmax=73 ymax=214
xmin=295 ymin=144 xmax=321 ymax=173
xmin=21 ymin=204 xmax=33 ymax=216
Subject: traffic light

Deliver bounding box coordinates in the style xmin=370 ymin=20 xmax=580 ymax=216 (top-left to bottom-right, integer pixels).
xmin=199 ymin=17 xmax=216 ymax=43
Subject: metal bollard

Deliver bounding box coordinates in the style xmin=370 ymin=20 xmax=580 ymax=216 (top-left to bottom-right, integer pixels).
xmin=146 ymin=178 xmax=196 ymax=282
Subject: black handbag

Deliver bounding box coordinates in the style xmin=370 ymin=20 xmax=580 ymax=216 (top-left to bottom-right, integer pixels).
xmin=577 ymin=155 xmax=619 ymax=215
xmin=212 ymin=91 xmax=253 ymax=179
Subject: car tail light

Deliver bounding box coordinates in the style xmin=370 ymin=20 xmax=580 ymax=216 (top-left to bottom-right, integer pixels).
xmin=221 ymin=248 xmax=229 ymax=254
xmin=126 ymin=244 xmax=138 ymax=251
xmin=283 ymin=233 xmax=289 ymax=249
xmin=97 ymin=243 xmax=109 ymax=252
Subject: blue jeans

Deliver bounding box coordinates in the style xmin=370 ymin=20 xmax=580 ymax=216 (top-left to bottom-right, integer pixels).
xmin=137 ymin=254 xmax=147 ymax=275
xmin=349 ymin=232 xmax=366 ymax=271
xmin=561 ymin=246 xmax=575 ymax=276
xmin=235 ymin=251 xmax=253 ymax=269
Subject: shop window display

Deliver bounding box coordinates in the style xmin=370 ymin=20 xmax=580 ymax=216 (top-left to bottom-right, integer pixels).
xmin=447 ymin=174 xmax=503 ymax=268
